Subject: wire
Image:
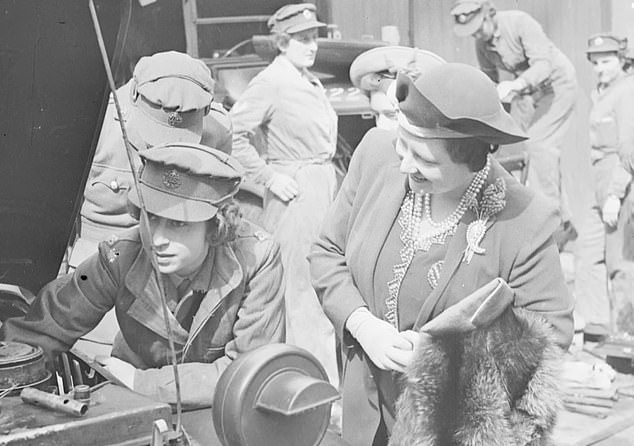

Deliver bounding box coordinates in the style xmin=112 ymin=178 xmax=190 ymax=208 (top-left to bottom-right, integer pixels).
xmin=87 ymin=0 xmax=185 ymax=436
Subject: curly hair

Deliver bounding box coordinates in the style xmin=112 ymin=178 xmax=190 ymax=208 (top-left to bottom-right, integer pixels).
xmin=206 ymin=199 xmax=243 ymax=246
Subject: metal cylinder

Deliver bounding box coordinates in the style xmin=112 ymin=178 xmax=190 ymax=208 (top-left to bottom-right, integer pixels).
xmin=73 ymin=384 xmax=91 ymax=405
xmin=21 ymin=387 xmax=88 ymax=417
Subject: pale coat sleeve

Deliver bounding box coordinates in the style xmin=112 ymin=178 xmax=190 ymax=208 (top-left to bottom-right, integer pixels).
xmin=230 ymin=75 xmax=278 ymax=184
xmin=133 ymin=237 xmax=286 ymax=407
xmin=513 ymin=13 xmax=555 ymax=88
xmin=309 ymin=134 xmax=372 ymax=343
xmin=612 ymin=80 xmax=634 ymax=181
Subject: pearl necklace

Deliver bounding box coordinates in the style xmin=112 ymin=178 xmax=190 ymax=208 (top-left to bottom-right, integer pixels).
xmin=408 ymin=156 xmax=490 ymax=252
xmin=385 ymin=156 xmax=491 ymax=328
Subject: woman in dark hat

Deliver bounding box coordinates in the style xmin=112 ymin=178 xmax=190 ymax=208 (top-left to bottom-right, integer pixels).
xmin=229 ymin=3 xmax=339 ymax=387
xmin=309 ymin=62 xmax=573 ymax=446
xmin=575 ymin=34 xmax=634 ymax=338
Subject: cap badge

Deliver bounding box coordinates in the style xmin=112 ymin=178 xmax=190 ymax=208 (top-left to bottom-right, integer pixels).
xmin=456 ymin=13 xmax=469 ymax=24
xmin=163 ymin=168 xmax=182 ymax=190
xmin=593 ymin=36 xmax=604 ymax=46
xmin=302 ymin=9 xmax=314 ymax=19
xmin=167 ymin=111 xmax=183 ymax=127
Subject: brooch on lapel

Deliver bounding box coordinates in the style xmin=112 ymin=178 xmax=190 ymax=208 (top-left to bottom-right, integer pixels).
xmin=463 ymin=178 xmax=507 ymax=264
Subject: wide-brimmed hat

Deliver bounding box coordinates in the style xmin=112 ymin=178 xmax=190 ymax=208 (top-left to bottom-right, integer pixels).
xmin=396 ymin=62 xmax=527 ymax=145
xmin=349 ymin=46 xmax=446 ymax=90
xmin=268 ymin=3 xmax=326 ymax=34
xmin=586 ymin=33 xmax=627 ymax=58
xmin=128 ymin=143 xmax=243 ymax=222
xmin=450 ymin=0 xmax=490 ymax=37
xmin=129 ymin=51 xmax=214 ymax=146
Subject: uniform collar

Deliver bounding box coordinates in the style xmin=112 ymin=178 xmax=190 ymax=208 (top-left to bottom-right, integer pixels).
xmin=274 ymin=55 xmax=321 ymax=87
xmin=124 ymin=240 xmax=243 ymax=342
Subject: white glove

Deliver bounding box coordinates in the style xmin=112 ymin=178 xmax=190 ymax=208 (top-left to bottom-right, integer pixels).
xmin=95 ymin=356 xmax=136 ymax=389
xmin=266 ymin=173 xmax=299 ymax=202
xmin=346 ymin=308 xmax=417 ymax=373
xmin=497 ymin=78 xmax=527 ymax=103
xmin=602 ymin=195 xmax=621 ymax=227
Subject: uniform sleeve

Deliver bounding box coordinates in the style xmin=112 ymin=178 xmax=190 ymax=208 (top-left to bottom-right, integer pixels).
xmin=476 ymin=40 xmax=500 ymax=83
xmin=229 ymin=76 xmax=278 ymax=184
xmin=309 ymin=133 xmax=373 ymax=343
xmin=614 ymin=81 xmax=634 ymax=177
xmin=514 ymin=13 xmax=555 ymax=88
xmin=0 ymin=246 xmax=120 ymax=362
xmin=508 ymin=204 xmax=574 ymax=350
xmin=133 ymin=237 xmax=286 ymax=408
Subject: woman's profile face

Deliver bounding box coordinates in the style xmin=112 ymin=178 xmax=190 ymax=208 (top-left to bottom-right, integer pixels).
xmin=144 ymin=213 xmax=210 ymax=277
xmin=590 ymin=52 xmax=623 ymax=85
xmin=280 ymin=28 xmax=319 ymax=69
xmin=396 ymin=129 xmax=473 ymax=196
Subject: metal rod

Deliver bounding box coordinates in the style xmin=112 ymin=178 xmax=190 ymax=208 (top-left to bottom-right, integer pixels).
xmin=87 ymin=0 xmax=184 ymax=434
xmin=21 ymin=388 xmax=88 ymax=417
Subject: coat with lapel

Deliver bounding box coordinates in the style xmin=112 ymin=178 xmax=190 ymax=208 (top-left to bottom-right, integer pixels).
xmin=309 ymin=128 xmax=574 ymax=446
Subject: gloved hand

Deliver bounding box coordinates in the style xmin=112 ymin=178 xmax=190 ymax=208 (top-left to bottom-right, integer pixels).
xmin=346 ymin=308 xmax=418 ymax=373
xmin=95 ymin=356 xmax=136 ymax=389
xmin=497 ymin=78 xmax=527 ymax=103
xmin=266 ymin=173 xmax=299 ymax=202
xmin=602 ymin=195 xmax=621 ymax=227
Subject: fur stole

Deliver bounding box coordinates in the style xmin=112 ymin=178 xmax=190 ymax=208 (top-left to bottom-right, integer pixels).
xmin=389 ymin=308 xmax=563 ymax=446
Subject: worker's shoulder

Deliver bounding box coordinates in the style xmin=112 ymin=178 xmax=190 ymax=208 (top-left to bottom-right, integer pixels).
xmin=234 ymin=219 xmax=272 ymax=243
xmin=97 ymin=228 xmax=141 ymax=265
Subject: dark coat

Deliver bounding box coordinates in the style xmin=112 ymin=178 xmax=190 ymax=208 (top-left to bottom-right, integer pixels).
xmin=309 ymin=128 xmax=574 ymax=446
xmin=389 ymin=308 xmax=562 ymax=446
xmin=1 ymin=220 xmax=285 ymax=407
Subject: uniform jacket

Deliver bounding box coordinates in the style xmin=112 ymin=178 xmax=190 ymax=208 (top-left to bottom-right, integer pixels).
xmin=309 ymin=128 xmax=574 ymax=446
xmin=589 ymin=74 xmax=634 ymax=204
xmin=1 ymin=220 xmax=285 ymax=408
xmin=230 ymin=55 xmax=338 ymax=185
xmin=79 ymin=81 xmax=233 ymax=244
xmin=476 ymin=11 xmax=576 ymax=92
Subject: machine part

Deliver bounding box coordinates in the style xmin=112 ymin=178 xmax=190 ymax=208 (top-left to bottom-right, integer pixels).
xmin=213 ymin=343 xmax=340 ymax=446
xmin=73 ymin=384 xmax=91 ymax=405
xmin=0 ymin=342 xmax=51 ymax=394
xmin=21 ymin=387 xmax=88 ymax=417
xmin=0 ymin=384 xmax=172 ymax=445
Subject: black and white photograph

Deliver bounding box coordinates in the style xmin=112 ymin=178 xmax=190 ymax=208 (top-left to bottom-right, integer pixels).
xmin=1 ymin=1 xmax=634 ymax=445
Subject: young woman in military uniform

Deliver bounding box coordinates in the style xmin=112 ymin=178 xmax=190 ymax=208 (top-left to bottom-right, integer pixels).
xmin=1 ymin=143 xmax=285 ymax=407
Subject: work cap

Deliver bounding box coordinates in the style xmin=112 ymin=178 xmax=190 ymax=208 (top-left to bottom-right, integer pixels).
xmin=396 ymin=62 xmax=527 ymax=145
xmin=450 ymin=0 xmax=489 ymax=37
xmin=129 ymin=51 xmax=215 ymax=146
xmin=586 ymin=33 xmax=627 ymax=56
xmin=349 ymin=46 xmax=446 ymax=90
xmin=128 ymin=143 xmax=243 ymax=222
xmin=267 ymin=3 xmax=326 ymax=34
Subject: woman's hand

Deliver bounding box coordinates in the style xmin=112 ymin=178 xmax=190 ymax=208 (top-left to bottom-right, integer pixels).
xmin=95 ymin=356 xmax=136 ymax=389
xmin=266 ymin=173 xmax=299 ymax=202
xmin=602 ymin=195 xmax=621 ymax=227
